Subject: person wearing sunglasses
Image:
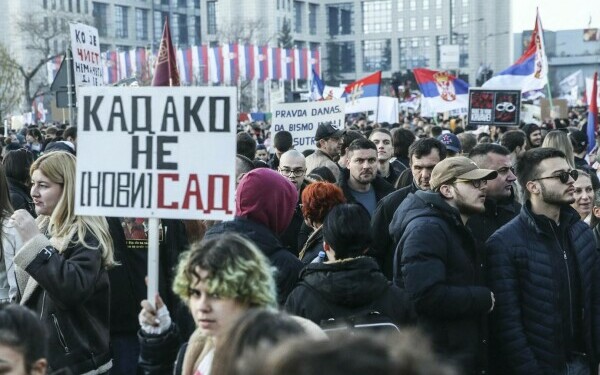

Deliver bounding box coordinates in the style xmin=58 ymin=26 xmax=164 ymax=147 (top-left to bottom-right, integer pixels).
xmin=486 ymin=148 xmax=600 ymax=375
xmin=467 ymin=143 xmax=521 ymax=245
xmin=390 ymin=156 xmax=497 ymax=374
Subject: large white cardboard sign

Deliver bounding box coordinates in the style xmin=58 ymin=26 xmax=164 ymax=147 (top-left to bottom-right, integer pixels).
xmin=75 ymin=86 xmax=237 ymax=221
xmin=271 ymin=100 xmax=345 ymax=152
xmin=70 ymin=22 xmax=103 ymax=86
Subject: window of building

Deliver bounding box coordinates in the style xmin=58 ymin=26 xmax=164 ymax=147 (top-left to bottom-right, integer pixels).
xmin=161 ymin=0 xmax=169 ymax=5
xmin=462 ymin=0 xmax=469 ymax=6
xmin=436 ymin=0 xmax=442 ymax=9
xmin=327 ymin=3 xmax=354 ymax=35
xmin=43 ymin=0 xmax=47 ymax=9
xmin=178 ymin=14 xmax=188 ymax=44
xmin=194 ymin=16 xmax=201 ymax=44
xmin=136 ymin=8 xmax=148 ymax=40
xmin=398 ymin=0 xmax=403 ymax=11
xmin=60 ymin=0 xmax=64 ymax=10
xmin=92 ymin=2 xmax=108 ymax=37
xmin=461 ymin=13 xmax=468 ymax=25
xmin=423 ymin=0 xmax=429 ymax=9
xmin=458 ymin=34 xmax=469 ymax=67
xmin=327 ymin=41 xmax=355 ymax=73
xmin=83 ymin=0 xmax=87 ymax=14
xmin=194 ymin=0 xmax=200 ymax=8
xmin=362 ymin=39 xmax=391 ymax=71
xmin=363 ymin=0 xmax=391 ymax=34
xmin=294 ymin=1 xmax=303 ymax=33
xmin=178 ymin=0 xmax=186 ymax=7
xmin=399 ymin=37 xmax=429 ymax=69
xmin=435 ymin=15 xmax=442 ymax=29
xmin=115 ymin=5 xmax=128 ymax=38
xmin=68 ymin=0 xmax=72 ymax=12
xmin=309 ymin=3 xmax=318 ymax=35
xmin=207 ymin=1 xmax=217 ymax=34
xmin=51 ymin=0 xmax=56 ymax=10
xmin=171 ymin=13 xmax=179 ymax=42
xmin=397 ymin=18 xmax=403 ymax=32
xmin=409 ymin=17 xmax=416 ymax=31
xmin=154 ymin=11 xmax=168 ymax=41
xmin=423 ymin=16 xmax=429 ymax=30
xmin=409 ymin=0 xmax=416 ymax=11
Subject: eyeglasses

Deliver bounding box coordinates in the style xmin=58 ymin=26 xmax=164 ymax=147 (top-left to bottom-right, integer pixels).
xmin=531 ymin=169 xmax=578 ymax=184
xmin=455 ymin=178 xmax=488 ymax=189
xmin=278 ymin=168 xmax=306 ymax=177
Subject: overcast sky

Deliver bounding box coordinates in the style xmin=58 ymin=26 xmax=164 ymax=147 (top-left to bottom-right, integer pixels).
xmin=511 ymin=0 xmax=600 ymax=32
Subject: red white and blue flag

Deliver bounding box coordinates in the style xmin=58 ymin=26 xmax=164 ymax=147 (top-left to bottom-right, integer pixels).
xmin=483 ymin=10 xmax=547 ymax=93
xmin=587 ymin=72 xmax=598 ymax=152
xmin=413 ymin=68 xmax=469 ymax=115
xmin=343 ymin=71 xmax=382 ymax=113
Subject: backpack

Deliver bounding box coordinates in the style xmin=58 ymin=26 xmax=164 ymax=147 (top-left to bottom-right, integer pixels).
xmin=320 ymin=311 xmax=401 ymax=334
xmin=298 ymin=281 xmax=401 ymax=334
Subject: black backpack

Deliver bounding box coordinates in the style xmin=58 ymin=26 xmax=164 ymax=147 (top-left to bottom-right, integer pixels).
xmin=320 ymin=311 xmax=401 ymax=334
xmin=298 ymin=281 xmax=401 ymax=334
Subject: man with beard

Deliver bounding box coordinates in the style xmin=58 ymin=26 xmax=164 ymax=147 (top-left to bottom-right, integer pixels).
xmin=486 ymin=148 xmax=600 ymax=375
xmin=338 ymin=138 xmax=394 ymax=217
xmin=306 ymin=122 xmax=343 ymax=182
xmin=369 ymin=129 xmax=401 ymax=186
xmin=390 ymin=156 xmax=497 ymax=374
xmin=467 ymin=144 xmax=521 ymax=245
xmin=370 ymin=138 xmax=446 ymax=279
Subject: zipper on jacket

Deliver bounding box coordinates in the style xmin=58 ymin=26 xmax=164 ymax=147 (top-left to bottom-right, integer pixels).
xmin=40 ymin=291 xmax=46 ymax=319
xmin=550 ymin=225 xmax=575 ymax=340
xmin=52 ymin=314 xmax=71 ymax=354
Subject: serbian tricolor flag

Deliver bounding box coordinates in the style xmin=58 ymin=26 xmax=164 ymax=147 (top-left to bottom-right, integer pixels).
xmin=483 ymin=9 xmax=547 ymax=93
xmin=343 ymin=71 xmax=382 ymax=113
xmin=152 ymin=18 xmax=180 ymax=86
xmin=414 ymin=68 xmax=469 ymax=115
xmin=239 ymin=44 xmax=254 ymax=81
xmin=209 ymin=46 xmax=223 ymax=84
xmin=309 ymin=49 xmax=320 ymax=76
xmin=344 ymin=71 xmax=381 ymax=98
xmin=587 ymin=72 xmax=598 ymax=152
xmin=310 ymin=68 xmax=324 ymax=101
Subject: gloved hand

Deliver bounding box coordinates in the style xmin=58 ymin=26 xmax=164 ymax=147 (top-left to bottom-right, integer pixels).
xmin=139 ymin=294 xmax=172 ymax=335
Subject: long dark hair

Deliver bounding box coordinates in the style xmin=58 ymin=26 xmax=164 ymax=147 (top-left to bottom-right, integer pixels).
xmin=0 ymin=165 xmax=14 ymax=258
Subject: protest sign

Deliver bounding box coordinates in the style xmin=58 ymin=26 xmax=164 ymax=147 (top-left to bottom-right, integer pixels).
xmin=272 ymin=100 xmax=345 ymax=152
xmin=75 ymin=86 xmax=237 ymax=221
xmin=468 ymin=88 xmax=521 ymax=126
xmin=540 ymin=98 xmax=568 ymax=120
xmin=70 ymin=22 xmax=102 ymax=87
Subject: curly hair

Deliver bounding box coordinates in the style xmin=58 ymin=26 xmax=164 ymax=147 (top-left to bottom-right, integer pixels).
xmin=301 ymin=182 xmax=346 ymax=225
xmin=173 ymin=233 xmax=277 ymax=309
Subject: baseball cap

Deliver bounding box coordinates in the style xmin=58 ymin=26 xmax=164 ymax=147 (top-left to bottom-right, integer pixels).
xmin=430 ymin=156 xmax=498 ymax=191
xmin=315 ymin=122 xmax=344 ymax=142
xmin=437 ymin=133 xmax=462 ymax=154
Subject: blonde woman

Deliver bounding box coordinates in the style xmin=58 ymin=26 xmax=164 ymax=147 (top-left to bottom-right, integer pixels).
xmin=541 ymin=130 xmax=576 ymax=169
xmin=11 ymin=151 xmax=115 ymax=374
xmin=138 ymin=233 xmax=278 ymax=375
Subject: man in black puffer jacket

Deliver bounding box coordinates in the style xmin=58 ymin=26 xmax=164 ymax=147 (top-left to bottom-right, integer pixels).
xmin=390 ymin=157 xmax=498 ymax=375
xmin=486 ymin=148 xmax=600 ymax=375
xmin=285 ymin=204 xmax=414 ymax=326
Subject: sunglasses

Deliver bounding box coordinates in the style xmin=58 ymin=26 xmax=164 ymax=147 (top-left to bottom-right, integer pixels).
xmin=531 ymin=169 xmax=578 ymax=184
xmin=455 ymin=178 xmax=488 ymax=189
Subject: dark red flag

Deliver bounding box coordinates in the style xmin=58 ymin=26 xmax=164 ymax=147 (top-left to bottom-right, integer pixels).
xmin=152 ymin=18 xmax=180 ymax=87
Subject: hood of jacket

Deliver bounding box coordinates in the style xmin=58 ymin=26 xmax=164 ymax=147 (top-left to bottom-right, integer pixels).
xmin=389 ymin=190 xmax=462 ymax=243
xmin=236 ymin=168 xmax=298 ymax=234
xmin=206 ymin=217 xmax=285 ymax=257
xmin=299 ymin=257 xmax=390 ymax=307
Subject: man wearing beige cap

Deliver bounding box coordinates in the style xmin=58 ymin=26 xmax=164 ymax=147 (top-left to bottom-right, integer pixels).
xmin=389 ymin=156 xmax=497 ymax=374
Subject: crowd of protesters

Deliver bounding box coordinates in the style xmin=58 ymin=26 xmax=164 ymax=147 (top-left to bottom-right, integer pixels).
xmin=1 ymin=105 xmax=600 ymax=375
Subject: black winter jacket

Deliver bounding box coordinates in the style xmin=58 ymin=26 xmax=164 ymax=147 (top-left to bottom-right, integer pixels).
xmin=284 ymin=257 xmax=413 ymax=325
xmin=13 ymin=230 xmax=112 ymax=374
xmin=338 ymin=168 xmax=395 ymax=215
xmin=466 ymin=197 xmax=521 ymax=247
xmin=298 ymin=225 xmax=325 ymax=265
xmin=391 ymin=190 xmax=493 ymax=375
xmin=205 ymin=217 xmax=303 ymax=305
xmin=486 ymin=203 xmax=600 ymax=375
xmin=370 ymin=182 xmax=419 ymax=279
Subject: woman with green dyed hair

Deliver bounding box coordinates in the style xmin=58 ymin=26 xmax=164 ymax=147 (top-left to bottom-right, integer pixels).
xmin=137 ymin=233 xmax=277 ymax=375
